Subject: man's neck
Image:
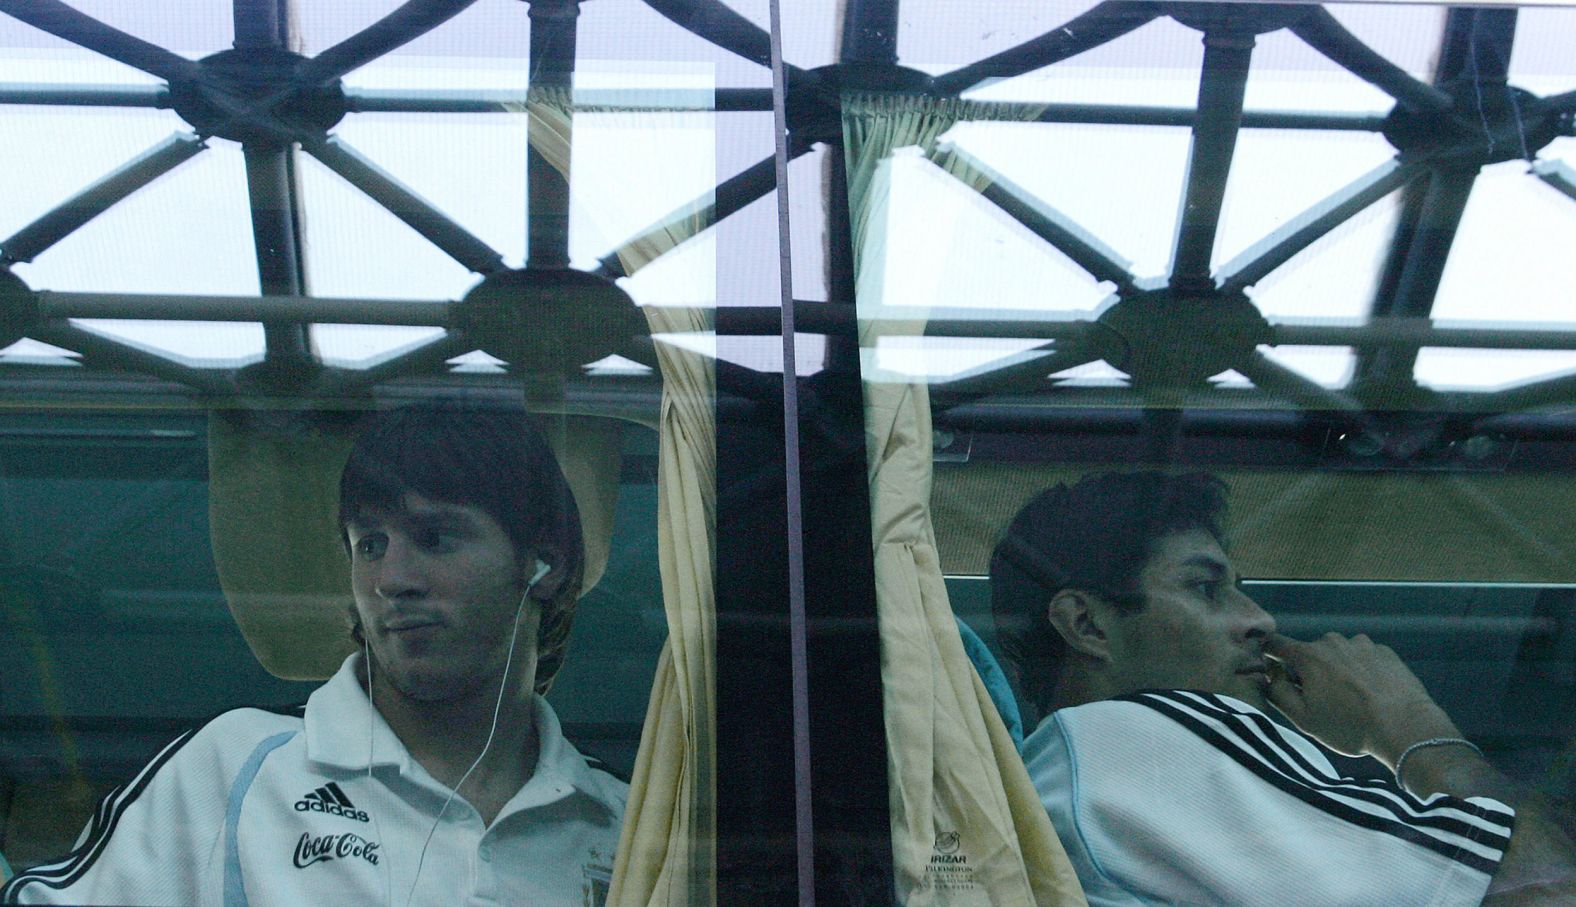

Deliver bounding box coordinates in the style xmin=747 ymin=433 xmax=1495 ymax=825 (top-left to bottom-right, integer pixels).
xmin=367 ymin=671 xmax=541 ymax=826
xmin=1047 ymin=670 xmax=1109 ymax=713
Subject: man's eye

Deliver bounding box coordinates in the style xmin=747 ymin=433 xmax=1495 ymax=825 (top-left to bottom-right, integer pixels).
xmin=354 ymin=534 xmax=387 ymax=560
xmin=1193 ymin=580 xmax=1220 ymax=599
xmin=415 ymin=528 xmax=457 ymax=552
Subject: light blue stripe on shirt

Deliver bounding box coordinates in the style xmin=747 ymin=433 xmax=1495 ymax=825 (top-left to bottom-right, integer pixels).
xmin=224 ymin=731 xmax=297 ymax=907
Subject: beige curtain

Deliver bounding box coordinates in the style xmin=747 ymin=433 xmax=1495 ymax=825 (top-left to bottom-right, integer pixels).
xmin=515 ymin=88 xmax=719 ymax=906
xmin=843 ymin=92 xmax=1086 ymax=906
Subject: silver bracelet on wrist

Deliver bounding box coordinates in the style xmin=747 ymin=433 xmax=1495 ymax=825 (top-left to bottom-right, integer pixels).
xmin=1394 ymin=737 xmax=1483 ymax=789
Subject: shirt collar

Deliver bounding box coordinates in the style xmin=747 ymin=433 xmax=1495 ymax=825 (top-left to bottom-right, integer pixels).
xmin=304 ymin=654 xmax=622 ymax=816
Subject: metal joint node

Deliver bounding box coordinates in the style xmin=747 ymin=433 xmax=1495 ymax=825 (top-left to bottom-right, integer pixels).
xmin=169 ymin=48 xmax=348 ymax=146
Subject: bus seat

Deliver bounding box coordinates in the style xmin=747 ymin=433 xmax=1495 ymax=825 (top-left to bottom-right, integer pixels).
xmin=934 ymin=466 xmax=1576 ymax=584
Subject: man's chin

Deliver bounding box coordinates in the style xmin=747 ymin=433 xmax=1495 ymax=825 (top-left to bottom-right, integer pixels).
xmin=1224 ymin=677 xmax=1272 ymax=710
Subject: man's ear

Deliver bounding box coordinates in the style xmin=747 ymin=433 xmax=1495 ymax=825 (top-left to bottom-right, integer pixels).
xmin=525 ymin=547 xmax=573 ymax=603
xmin=1047 ymin=589 xmax=1114 ymax=661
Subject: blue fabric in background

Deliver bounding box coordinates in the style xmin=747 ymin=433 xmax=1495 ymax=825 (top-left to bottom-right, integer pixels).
xmin=956 ymin=617 xmax=1025 ymax=751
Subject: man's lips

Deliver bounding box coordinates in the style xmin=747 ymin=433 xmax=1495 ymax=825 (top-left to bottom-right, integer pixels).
xmin=384 ymin=616 xmax=442 ymax=633
xmin=1236 ymin=661 xmax=1271 ymax=680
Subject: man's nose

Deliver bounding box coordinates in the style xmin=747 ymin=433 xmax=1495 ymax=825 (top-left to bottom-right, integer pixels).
xmin=1238 ymin=589 xmax=1277 ymax=639
xmin=373 ymin=535 xmax=428 ymax=600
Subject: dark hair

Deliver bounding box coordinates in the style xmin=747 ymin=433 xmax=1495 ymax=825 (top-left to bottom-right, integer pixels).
xmin=339 ymin=399 xmax=585 ymax=695
xmin=989 ymin=471 xmax=1228 ymax=717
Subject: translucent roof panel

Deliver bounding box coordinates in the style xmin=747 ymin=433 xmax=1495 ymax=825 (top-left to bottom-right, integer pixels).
xmin=297 ymin=151 xmax=481 ymax=301
xmin=948 ymin=121 xmax=1189 ymax=280
xmin=871 ymin=146 xmax=1111 ymax=315
xmin=619 ymin=230 xmax=717 ymax=307
xmin=1238 ymin=20 xmax=1399 ymax=115
xmin=787 ymin=145 xmax=830 ymax=302
xmin=1260 ymin=345 xmax=1358 ymax=388
xmin=1246 ymin=190 xmax=1401 ymax=321
xmin=0 ymin=1 xmax=227 ymax=62
xmin=69 ymin=320 xmax=264 ymax=368
xmin=0 ymin=108 xmax=181 ymax=244
xmin=1050 ymin=359 xmax=1127 ymax=387
xmin=0 ymin=338 xmax=81 ymax=367
xmin=1512 ymin=6 xmax=1576 ymax=94
xmin=962 ymin=15 xmax=1205 ymax=107
xmin=1322 ymin=4 xmax=1446 ymax=85
xmin=38 ymin=1 xmax=230 ymax=58
xmin=1416 ymin=349 xmax=1576 ymax=392
xmin=329 ymin=111 xmax=528 ymax=267
xmin=312 ymin=324 xmax=446 ymax=370
xmin=869 ymin=336 xmax=1051 ymax=382
xmin=900 ymin=1 xmax=1109 ymax=74
xmin=301 ymin=1 xmax=531 ymax=73
xmin=17 ymin=141 xmax=262 ymax=297
xmin=1214 ymin=130 xmax=1399 ymax=275
xmin=570 ymin=107 xmax=719 ymax=270
xmin=565 ymin=0 xmax=770 ymax=87
xmin=1431 ymin=160 xmax=1576 ymax=325
xmin=311 ymin=0 xmax=772 ymax=89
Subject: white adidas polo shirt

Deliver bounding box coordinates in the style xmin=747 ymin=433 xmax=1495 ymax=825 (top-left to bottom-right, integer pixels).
xmin=2 ymin=655 xmax=627 ymax=907
xmin=1024 ymin=689 xmax=1515 ymax=907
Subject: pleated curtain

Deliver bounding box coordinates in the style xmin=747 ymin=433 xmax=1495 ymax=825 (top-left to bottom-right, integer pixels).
xmin=515 ymin=88 xmax=719 ymax=907
xmin=842 ymin=92 xmax=1087 ymax=906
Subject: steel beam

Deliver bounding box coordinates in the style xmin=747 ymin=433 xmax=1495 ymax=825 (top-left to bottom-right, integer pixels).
xmin=326 ymin=331 xmax=472 ymax=396
xmin=1032 ymin=103 xmax=1382 ymax=131
xmin=1355 ymin=9 xmax=1514 ymax=386
xmin=524 ymin=0 xmax=580 ymax=270
xmin=1541 ymin=88 xmax=1576 ymax=114
xmin=1532 ymin=159 xmax=1576 ymax=203
xmin=35 ymin=291 xmax=453 ymax=325
xmin=933 ymin=342 xmax=1098 ymax=398
xmin=1218 ymin=158 xmax=1421 ymax=294
xmin=593 ymin=142 xmax=813 ymax=280
xmin=0 ymin=84 xmax=167 ymax=108
xmin=840 ymin=0 xmax=899 ymax=66
xmin=1478 ymin=371 xmax=1576 ymax=414
xmin=237 ymin=0 xmax=314 ymax=372
xmin=304 ymin=137 xmax=506 ymax=274
xmin=29 ymin=320 xmax=236 ymax=397
xmin=0 ymin=133 xmax=205 ymax=265
xmin=343 ymin=86 xmax=774 ymax=113
xmin=642 ymin=0 xmax=808 ymax=81
xmin=295 ymin=0 xmax=482 ymax=87
xmin=930 ymin=1 xmax=1163 ymax=96
xmin=1289 ymin=7 xmax=1453 ymax=114
xmin=1169 ymin=31 xmax=1254 ymax=292
xmin=934 ymin=145 xmax=1137 ymax=293
xmin=0 ymin=0 xmax=203 ymax=84
xmin=1235 ymin=349 xmax=1372 ymax=420
xmin=1271 ymin=320 xmax=1576 ymax=352
xmin=233 ymin=0 xmax=292 ymax=50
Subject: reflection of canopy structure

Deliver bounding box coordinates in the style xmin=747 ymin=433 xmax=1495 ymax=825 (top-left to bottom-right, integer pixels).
xmin=3 ymin=0 xmax=1576 ymax=904
xmin=2 ymin=2 xmax=1575 ymax=428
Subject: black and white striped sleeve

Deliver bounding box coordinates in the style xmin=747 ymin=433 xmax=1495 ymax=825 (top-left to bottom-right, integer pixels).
xmin=1026 ymin=691 xmax=1515 ymax=907
xmin=0 ymin=707 xmax=297 ymax=906
xmin=1125 ymin=690 xmax=1515 ymax=875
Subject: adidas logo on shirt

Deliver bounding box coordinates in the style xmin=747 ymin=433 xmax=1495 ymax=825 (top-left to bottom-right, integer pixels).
xmin=294 ymin=782 xmax=369 ymax=823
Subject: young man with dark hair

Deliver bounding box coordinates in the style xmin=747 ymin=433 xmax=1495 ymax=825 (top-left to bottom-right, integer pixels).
xmin=3 ymin=401 xmax=626 ymax=906
xmin=993 ymin=471 xmax=1573 ymax=906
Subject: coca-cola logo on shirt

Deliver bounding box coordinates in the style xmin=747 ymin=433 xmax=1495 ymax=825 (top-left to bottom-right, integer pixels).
xmin=293 ymin=831 xmax=381 ymax=869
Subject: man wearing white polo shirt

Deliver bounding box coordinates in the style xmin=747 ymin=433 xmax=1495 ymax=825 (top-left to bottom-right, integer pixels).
xmin=3 ymin=401 xmax=627 ymax=906
xmin=991 ymin=471 xmax=1574 ymax=906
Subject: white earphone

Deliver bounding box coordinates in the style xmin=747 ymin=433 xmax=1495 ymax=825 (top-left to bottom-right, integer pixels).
xmin=401 ymin=556 xmax=551 ymax=907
